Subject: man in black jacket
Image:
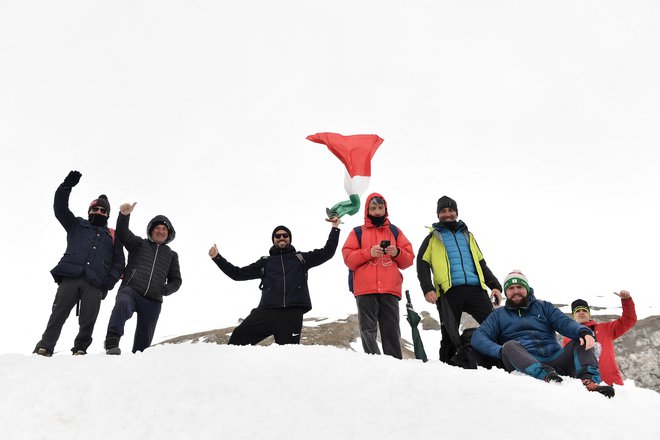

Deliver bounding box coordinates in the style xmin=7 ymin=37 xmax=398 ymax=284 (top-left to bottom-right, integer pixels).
xmin=34 ymin=171 xmax=125 ymax=356
xmin=104 ymin=202 xmax=182 ymax=354
xmin=209 ymin=217 xmax=340 ymax=345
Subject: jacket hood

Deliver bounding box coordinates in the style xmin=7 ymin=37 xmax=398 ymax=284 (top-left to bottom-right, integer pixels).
xmin=432 ymin=219 xmax=467 ymax=232
xmin=147 ymin=215 xmax=175 ymax=244
xmin=363 ymin=192 xmax=391 ymax=228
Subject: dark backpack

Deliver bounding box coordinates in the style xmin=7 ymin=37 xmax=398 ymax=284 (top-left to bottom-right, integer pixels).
xmin=258 ymin=252 xmax=306 ymax=290
xmin=448 ymin=327 xmax=500 ymax=370
xmin=440 ymin=293 xmax=502 ymax=370
xmin=348 ymin=224 xmax=399 ymax=293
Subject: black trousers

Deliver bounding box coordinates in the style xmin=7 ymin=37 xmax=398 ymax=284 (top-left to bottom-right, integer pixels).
xmin=356 ymin=293 xmax=402 ymax=359
xmin=35 ymin=277 xmax=103 ymax=353
xmin=228 ymin=307 xmax=305 ymax=345
xmin=436 ymin=284 xmax=493 ymax=363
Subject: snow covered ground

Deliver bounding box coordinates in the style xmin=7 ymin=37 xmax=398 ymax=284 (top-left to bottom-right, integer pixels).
xmin=1 ymin=343 xmax=658 ymax=440
xmin=2 ymin=0 xmax=660 ymax=356
xmin=2 ymin=2 xmax=659 ymax=437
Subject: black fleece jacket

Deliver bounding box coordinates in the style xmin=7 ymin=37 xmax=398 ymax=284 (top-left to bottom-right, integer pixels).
xmin=117 ymin=213 xmax=182 ymax=303
xmin=213 ymin=227 xmax=340 ymax=312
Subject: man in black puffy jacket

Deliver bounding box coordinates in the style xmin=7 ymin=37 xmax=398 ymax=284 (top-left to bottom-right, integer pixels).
xmin=104 ymin=202 xmax=182 ymax=354
xmin=34 ymin=171 xmax=125 ymax=356
xmin=209 ymin=217 xmax=340 ymax=345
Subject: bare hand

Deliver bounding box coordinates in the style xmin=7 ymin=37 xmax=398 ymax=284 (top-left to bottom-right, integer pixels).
xmin=325 ymin=216 xmax=342 ymax=228
xmin=384 ymin=245 xmax=398 ymax=257
xmin=614 ymin=290 xmax=631 ymax=300
xmin=580 ymin=334 xmax=596 ymax=350
xmin=209 ymin=244 xmax=219 ymax=259
xmin=491 ymin=289 xmax=502 ymax=306
xmin=120 ymin=202 xmax=137 ymax=216
xmin=424 ymin=291 xmax=437 ymax=304
xmin=370 ymin=245 xmax=385 ymax=258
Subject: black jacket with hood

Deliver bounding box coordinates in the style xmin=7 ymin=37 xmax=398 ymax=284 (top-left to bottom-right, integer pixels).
xmin=117 ymin=213 xmax=182 ymax=303
xmin=50 ymin=184 xmax=125 ymax=296
xmin=212 ymin=227 xmax=340 ymax=312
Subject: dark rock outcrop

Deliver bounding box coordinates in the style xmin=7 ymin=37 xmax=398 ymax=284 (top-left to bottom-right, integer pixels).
xmin=161 ymin=312 xmax=659 ymax=393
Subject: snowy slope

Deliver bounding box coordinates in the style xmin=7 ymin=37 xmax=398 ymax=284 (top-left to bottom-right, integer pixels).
xmin=1 ymin=344 xmax=659 ymax=440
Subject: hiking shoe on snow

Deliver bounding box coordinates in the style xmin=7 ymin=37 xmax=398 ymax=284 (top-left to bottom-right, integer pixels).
xmin=72 ymin=349 xmax=86 ymax=356
xmin=582 ymin=379 xmax=615 ymax=398
xmin=104 ymin=336 xmax=121 ymax=355
xmin=34 ymin=347 xmax=52 ymax=357
xmin=543 ymin=371 xmax=563 ymax=383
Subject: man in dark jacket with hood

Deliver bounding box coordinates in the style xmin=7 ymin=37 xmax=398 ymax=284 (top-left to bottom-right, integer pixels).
xmin=104 ymin=202 xmax=182 ymax=354
xmin=34 ymin=170 xmax=125 ymax=356
xmin=209 ymin=216 xmax=341 ymax=345
xmin=472 ymin=271 xmax=615 ymax=398
xmin=416 ymin=196 xmax=502 ymax=363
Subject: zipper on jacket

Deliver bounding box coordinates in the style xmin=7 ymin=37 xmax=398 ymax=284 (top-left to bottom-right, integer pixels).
xmin=144 ymin=244 xmax=160 ymax=296
xmin=280 ymin=253 xmax=286 ymax=307
xmin=451 ymin=232 xmax=468 ymax=285
xmin=126 ymin=268 xmax=137 ymax=285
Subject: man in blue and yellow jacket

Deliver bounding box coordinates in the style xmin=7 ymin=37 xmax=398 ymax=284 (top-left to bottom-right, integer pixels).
xmin=416 ymin=196 xmax=501 ymax=363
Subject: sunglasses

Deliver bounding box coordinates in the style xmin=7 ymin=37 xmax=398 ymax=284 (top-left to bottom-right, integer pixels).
xmin=274 ymin=233 xmax=289 ymax=239
xmin=89 ymin=206 xmax=107 ymax=215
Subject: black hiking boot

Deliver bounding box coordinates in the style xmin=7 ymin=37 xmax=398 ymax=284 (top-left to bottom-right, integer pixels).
xmin=104 ymin=336 xmax=121 ymax=355
xmin=582 ymin=379 xmax=615 ymax=398
xmin=72 ymin=349 xmax=86 ymax=356
xmin=34 ymin=347 xmax=52 ymax=357
xmin=541 ymin=366 xmax=562 ymax=384
xmin=543 ymin=371 xmax=563 ymax=384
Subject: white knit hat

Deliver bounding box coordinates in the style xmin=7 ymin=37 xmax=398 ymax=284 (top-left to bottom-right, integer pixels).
xmin=503 ymin=270 xmax=529 ymax=292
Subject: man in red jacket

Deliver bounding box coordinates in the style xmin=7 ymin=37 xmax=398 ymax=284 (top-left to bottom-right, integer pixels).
xmin=342 ymin=193 xmax=414 ymax=359
xmin=563 ymin=291 xmax=637 ymax=386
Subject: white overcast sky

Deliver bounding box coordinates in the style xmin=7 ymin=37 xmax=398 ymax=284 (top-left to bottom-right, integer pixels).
xmin=1 ymin=1 xmax=659 ymax=354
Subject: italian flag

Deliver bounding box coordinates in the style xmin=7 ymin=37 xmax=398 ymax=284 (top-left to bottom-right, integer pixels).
xmin=306 ymin=132 xmax=384 ymax=218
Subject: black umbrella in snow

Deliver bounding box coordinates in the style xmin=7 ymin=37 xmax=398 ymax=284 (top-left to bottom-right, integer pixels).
xmin=405 ymin=290 xmax=428 ymax=362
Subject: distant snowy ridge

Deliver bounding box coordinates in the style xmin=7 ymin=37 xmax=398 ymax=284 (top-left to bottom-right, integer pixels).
xmin=161 ymin=311 xmax=660 ymax=393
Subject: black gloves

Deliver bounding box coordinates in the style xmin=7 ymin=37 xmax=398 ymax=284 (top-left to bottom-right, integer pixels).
xmin=62 ymin=170 xmax=82 ymax=188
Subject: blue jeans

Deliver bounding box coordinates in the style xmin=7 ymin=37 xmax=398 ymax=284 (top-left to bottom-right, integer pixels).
xmin=106 ymin=287 xmax=162 ymax=353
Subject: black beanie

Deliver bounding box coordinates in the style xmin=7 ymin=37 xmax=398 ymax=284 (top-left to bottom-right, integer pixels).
xmin=272 ymin=225 xmax=292 ymax=243
xmin=437 ymin=196 xmax=458 ymax=214
xmin=89 ymin=194 xmax=111 ymax=215
xmin=571 ymin=299 xmax=590 ymax=314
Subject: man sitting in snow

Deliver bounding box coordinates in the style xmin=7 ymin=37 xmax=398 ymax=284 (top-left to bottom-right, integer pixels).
xmin=471 ymin=271 xmax=615 ymax=398
xmin=563 ymin=292 xmax=637 ymax=386
xmin=209 ymin=216 xmax=340 ymax=345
